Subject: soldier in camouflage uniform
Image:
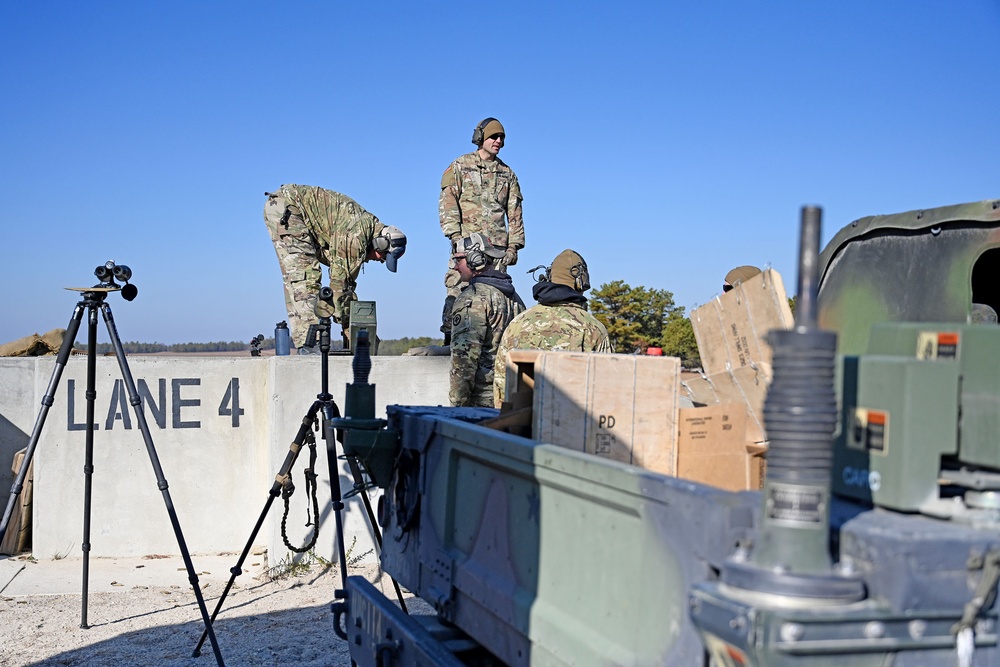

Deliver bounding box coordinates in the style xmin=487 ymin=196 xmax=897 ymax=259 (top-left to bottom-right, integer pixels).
xmin=439 ymin=118 xmax=525 ymax=344
xmin=449 ymin=233 xmax=526 ymax=408
xmin=493 ymin=249 xmax=612 ymax=405
xmin=264 ymin=185 xmax=406 ymax=352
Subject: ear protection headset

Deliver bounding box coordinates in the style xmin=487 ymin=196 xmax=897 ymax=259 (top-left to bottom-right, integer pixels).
xmin=471 ymin=117 xmax=499 ymax=146
xmin=372 ymin=228 xmax=406 ymax=254
xmin=569 ymin=261 xmax=590 ymax=292
xmin=464 ymin=241 xmax=488 ymax=272
xmin=372 ymin=233 xmax=391 ymax=253
xmin=528 ymin=264 xmax=550 ymax=283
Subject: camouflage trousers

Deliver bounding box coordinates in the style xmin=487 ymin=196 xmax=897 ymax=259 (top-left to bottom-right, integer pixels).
xmin=264 ymin=192 xmax=323 ymax=348
xmin=440 ymin=256 xmax=510 ymax=334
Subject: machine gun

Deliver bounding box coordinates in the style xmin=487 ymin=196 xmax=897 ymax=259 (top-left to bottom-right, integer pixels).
xmin=332 ymin=199 xmax=1000 ymax=666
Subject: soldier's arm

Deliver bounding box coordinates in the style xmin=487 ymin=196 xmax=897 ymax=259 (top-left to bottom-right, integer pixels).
xmin=592 ymin=323 xmax=614 ymax=354
xmin=506 ymin=172 xmax=524 ymax=249
xmin=493 ymin=337 xmax=510 ymax=408
xmin=326 ymin=236 xmax=365 ymax=324
xmin=448 ymin=298 xmax=483 ymax=407
xmin=439 ymin=164 xmax=463 ymax=241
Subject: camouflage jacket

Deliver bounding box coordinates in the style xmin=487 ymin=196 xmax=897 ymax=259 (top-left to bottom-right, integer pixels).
xmin=450 ymin=272 xmax=526 ymax=407
xmin=439 ymin=152 xmax=524 ymax=250
xmin=278 ymin=184 xmax=382 ymax=323
xmin=493 ymin=301 xmax=612 ymax=405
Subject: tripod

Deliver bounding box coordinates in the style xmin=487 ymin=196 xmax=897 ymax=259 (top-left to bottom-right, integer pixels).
xmin=0 ymin=263 xmax=225 ymax=667
xmin=193 ymin=316 xmax=406 ymax=656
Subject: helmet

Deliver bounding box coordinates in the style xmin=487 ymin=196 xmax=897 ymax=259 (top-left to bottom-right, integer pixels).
xmin=723 ymin=265 xmax=761 ymax=291
xmin=550 ymin=249 xmax=590 ymax=292
xmin=373 ymin=225 xmax=407 ymax=272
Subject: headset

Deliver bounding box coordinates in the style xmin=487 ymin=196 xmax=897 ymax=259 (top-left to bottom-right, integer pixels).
xmin=464 ymin=241 xmax=488 ymax=272
xmin=569 ymin=260 xmax=590 ymax=292
xmin=471 ymin=117 xmax=499 ymax=146
xmin=527 ymin=264 xmax=550 ymax=283
xmin=372 ymin=233 xmax=391 ymax=253
xmin=372 ymin=227 xmax=406 ymax=254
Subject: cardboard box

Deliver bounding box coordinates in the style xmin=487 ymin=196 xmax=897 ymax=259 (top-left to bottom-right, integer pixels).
xmin=677 ymin=404 xmax=763 ymax=491
xmin=691 ymin=268 xmax=793 ymax=377
xmin=686 ymin=268 xmax=793 ymax=449
xmin=496 ymin=350 xmax=764 ymax=491
xmin=531 ymin=351 xmax=680 ymax=475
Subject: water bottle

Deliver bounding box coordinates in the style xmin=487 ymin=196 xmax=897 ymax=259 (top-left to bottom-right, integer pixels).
xmin=274 ymin=321 xmax=291 ymax=356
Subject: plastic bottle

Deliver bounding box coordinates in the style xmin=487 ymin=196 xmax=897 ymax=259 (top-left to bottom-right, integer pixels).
xmin=274 ymin=321 xmax=291 ymax=356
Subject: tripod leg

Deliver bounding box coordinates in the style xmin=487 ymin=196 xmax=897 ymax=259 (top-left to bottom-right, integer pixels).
xmin=321 ymin=405 xmax=351 ymax=594
xmin=80 ymin=303 xmax=99 ymax=629
xmin=100 ymin=303 xmax=227 ymax=667
xmin=0 ymin=303 xmax=85 ymax=545
xmin=192 ymin=401 xmax=322 ymax=657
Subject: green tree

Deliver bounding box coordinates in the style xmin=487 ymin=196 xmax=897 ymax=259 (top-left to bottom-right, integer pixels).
xmin=376 ymin=336 xmax=444 ymax=355
xmin=590 ymin=281 xmax=682 ymax=354
xmin=660 ymin=313 xmax=701 ymax=368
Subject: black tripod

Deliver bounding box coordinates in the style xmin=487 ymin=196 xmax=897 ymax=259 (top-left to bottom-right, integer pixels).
xmin=0 ymin=262 xmax=225 ymax=667
xmin=193 ymin=316 xmax=407 ymax=656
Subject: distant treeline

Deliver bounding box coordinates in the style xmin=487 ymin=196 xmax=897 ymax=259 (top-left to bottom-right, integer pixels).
xmin=86 ymin=336 xmax=444 ymax=356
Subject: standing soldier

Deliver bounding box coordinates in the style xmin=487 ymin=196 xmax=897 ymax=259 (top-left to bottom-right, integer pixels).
xmin=439 ymin=117 xmax=525 ymax=345
xmin=450 ymin=233 xmax=526 ymax=408
xmin=264 ymin=185 xmax=406 ymax=353
xmin=494 ymin=249 xmax=612 ymax=406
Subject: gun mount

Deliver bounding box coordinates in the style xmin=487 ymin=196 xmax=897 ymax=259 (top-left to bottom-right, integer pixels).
xmin=333 ymin=199 xmax=1000 ymax=666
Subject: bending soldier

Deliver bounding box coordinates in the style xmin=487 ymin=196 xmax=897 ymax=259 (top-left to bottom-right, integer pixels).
xmin=449 ymin=233 xmax=526 ymax=407
xmin=439 ymin=117 xmax=525 ymax=344
xmin=264 ymin=185 xmax=406 ymax=353
xmin=494 ymin=249 xmax=612 ymax=406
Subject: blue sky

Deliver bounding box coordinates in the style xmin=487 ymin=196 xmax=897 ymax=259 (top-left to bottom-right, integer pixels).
xmin=2 ymin=1 xmax=997 ymax=345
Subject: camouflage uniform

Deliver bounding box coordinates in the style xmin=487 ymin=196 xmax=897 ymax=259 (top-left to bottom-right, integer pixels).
xmin=450 ymin=272 xmax=526 ymax=408
xmin=493 ymin=301 xmax=612 ymax=406
xmin=439 ymin=152 xmax=524 ymax=329
xmin=264 ymin=185 xmax=383 ymax=348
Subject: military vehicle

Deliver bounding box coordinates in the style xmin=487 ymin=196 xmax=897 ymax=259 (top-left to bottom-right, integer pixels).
xmin=328 ymin=199 xmax=1000 ymax=666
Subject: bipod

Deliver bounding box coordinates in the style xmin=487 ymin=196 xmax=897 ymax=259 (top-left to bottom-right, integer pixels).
xmin=193 ymin=317 xmax=406 ymax=656
xmin=0 ymin=265 xmax=226 ymax=667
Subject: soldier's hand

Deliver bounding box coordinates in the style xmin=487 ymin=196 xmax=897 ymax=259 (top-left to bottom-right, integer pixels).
xmin=503 ymin=246 xmax=518 ymax=266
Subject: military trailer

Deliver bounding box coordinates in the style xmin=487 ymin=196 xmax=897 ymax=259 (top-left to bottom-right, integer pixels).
xmin=331 ymin=199 xmax=1000 ymax=666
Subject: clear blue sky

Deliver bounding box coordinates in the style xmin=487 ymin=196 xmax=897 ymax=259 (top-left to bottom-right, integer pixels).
xmin=2 ymin=1 xmax=997 ymax=345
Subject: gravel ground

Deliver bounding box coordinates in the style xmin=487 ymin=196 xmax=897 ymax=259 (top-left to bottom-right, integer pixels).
xmin=0 ymin=561 xmax=404 ymax=667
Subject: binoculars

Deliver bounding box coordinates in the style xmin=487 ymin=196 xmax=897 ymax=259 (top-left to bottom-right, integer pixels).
xmin=94 ymin=260 xmax=138 ymax=301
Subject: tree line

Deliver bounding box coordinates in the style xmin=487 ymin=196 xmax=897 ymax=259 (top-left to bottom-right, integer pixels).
xmin=85 ymin=336 xmax=446 ymax=356
xmin=83 ymin=280 xmax=723 ymax=367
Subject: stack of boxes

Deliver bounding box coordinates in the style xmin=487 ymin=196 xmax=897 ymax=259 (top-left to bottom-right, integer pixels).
xmin=497 ymin=269 xmax=793 ymax=492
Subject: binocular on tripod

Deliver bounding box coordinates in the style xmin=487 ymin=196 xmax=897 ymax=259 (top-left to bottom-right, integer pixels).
xmin=92 ymin=260 xmax=138 ymax=302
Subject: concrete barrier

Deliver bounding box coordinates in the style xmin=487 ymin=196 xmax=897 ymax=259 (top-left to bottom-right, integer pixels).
xmin=0 ymin=354 xmax=451 ymax=566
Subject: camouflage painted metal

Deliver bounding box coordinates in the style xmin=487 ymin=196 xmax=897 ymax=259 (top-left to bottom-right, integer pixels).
xmin=366 ymin=406 xmax=758 ymax=666
xmin=817 ymin=198 xmax=1000 ymax=355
